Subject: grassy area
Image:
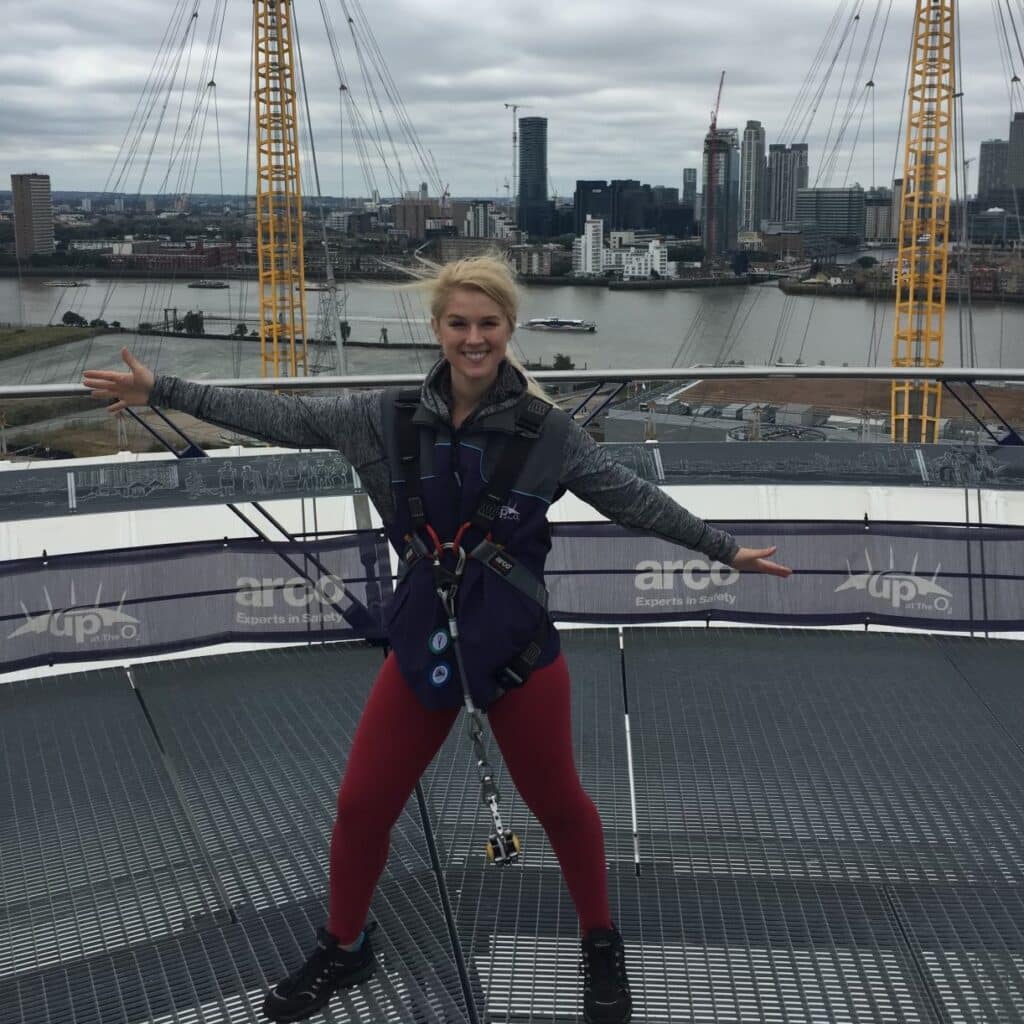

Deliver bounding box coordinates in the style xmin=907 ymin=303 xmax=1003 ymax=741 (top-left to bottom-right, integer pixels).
xmin=0 ymin=325 xmax=103 ymax=362
xmin=0 ymin=396 xmax=95 ymax=428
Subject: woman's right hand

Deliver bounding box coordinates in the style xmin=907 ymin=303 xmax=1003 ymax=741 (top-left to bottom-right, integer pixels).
xmin=82 ymin=347 xmax=156 ymax=413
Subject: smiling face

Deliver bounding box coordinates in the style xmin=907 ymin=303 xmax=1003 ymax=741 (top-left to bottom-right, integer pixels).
xmin=432 ymin=286 xmax=512 ymax=395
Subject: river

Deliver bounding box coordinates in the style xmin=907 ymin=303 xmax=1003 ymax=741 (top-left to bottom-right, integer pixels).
xmin=1 ymin=275 xmax=1020 ymax=383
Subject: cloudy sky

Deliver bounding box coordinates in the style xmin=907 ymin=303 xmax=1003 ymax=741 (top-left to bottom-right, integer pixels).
xmin=3 ymin=0 xmax=1021 ymax=200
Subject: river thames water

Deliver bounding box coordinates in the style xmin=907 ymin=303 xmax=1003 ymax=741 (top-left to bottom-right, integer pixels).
xmin=1 ymin=275 xmax=1021 ymax=383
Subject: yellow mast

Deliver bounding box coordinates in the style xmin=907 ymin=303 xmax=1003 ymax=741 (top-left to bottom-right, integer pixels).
xmin=254 ymin=0 xmax=308 ymax=378
xmin=891 ymin=0 xmax=955 ymax=443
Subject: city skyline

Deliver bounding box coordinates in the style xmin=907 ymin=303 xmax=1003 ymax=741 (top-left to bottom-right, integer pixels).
xmin=3 ymin=1 xmax=1018 ymax=199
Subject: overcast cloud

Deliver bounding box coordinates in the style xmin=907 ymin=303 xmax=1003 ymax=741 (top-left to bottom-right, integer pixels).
xmin=1 ymin=0 xmax=1019 ymax=199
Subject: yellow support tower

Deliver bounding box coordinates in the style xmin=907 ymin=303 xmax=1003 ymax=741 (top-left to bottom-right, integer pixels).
xmin=891 ymin=0 xmax=955 ymax=443
xmin=254 ymin=0 xmax=308 ymax=378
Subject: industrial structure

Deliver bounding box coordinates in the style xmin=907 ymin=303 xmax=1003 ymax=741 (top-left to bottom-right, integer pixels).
xmin=891 ymin=0 xmax=955 ymax=443
xmin=254 ymin=0 xmax=308 ymax=378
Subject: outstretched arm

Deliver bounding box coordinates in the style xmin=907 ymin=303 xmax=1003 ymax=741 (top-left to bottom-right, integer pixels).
xmin=560 ymin=418 xmax=791 ymax=577
xmin=83 ymin=347 xmax=384 ymax=460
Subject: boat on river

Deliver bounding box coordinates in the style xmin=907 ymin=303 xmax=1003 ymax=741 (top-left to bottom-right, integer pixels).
xmin=519 ymin=317 xmax=597 ymax=333
xmin=187 ymin=280 xmax=230 ymax=289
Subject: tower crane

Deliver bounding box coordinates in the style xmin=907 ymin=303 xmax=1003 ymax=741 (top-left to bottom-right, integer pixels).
xmin=254 ymin=0 xmax=308 ymax=378
xmin=703 ymin=71 xmax=726 ymax=268
xmin=891 ymin=0 xmax=955 ymax=442
xmin=504 ymin=102 xmax=533 ymax=221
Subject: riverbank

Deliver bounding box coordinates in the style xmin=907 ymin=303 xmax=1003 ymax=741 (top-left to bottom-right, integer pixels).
xmin=680 ymin=376 xmax=1024 ymax=428
xmin=0 ymin=325 xmax=106 ymax=362
xmin=517 ymin=274 xmax=761 ymax=290
xmin=779 ymin=279 xmax=1024 ymax=305
xmin=0 ymin=267 xmax=413 ymax=283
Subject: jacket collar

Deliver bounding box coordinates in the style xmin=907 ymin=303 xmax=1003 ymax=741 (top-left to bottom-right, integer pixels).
xmin=414 ymin=357 xmax=527 ymax=432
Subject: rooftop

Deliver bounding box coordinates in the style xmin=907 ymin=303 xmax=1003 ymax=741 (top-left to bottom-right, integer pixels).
xmin=2 ymin=366 xmax=1024 ymax=1023
xmin=3 ymin=629 xmax=1024 ymax=1023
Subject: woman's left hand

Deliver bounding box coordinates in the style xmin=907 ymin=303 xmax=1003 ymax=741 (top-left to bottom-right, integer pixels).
xmin=731 ymin=546 xmax=793 ymax=578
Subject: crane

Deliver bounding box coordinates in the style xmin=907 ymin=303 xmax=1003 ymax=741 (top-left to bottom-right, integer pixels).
xmin=891 ymin=0 xmax=955 ymax=443
xmin=504 ymin=102 xmax=533 ymax=222
xmin=703 ymin=71 xmax=726 ymax=267
xmin=254 ymin=0 xmax=308 ymax=378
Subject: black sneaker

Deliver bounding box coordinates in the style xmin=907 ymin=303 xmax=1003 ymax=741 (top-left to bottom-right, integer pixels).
xmin=263 ymin=923 xmax=378 ymax=1022
xmin=580 ymin=924 xmax=632 ymax=1024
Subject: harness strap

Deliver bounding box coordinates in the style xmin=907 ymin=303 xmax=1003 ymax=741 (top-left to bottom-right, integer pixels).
xmin=471 ymin=396 xmax=552 ymax=534
xmin=468 ymin=538 xmax=549 ymax=609
xmin=395 ymin=388 xmax=426 ymax=529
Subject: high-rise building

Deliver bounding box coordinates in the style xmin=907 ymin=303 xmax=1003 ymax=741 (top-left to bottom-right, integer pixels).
xmin=740 ymin=121 xmax=767 ymax=232
xmin=574 ymin=180 xmax=613 ymax=235
xmin=682 ymin=168 xmax=698 ymax=207
xmin=11 ymin=173 xmax=55 ymax=260
xmin=702 ymin=127 xmax=741 ymax=258
xmin=767 ymin=143 xmax=809 ymax=222
xmin=978 ymin=140 xmax=1010 ymax=200
xmin=572 ymin=214 xmax=605 ymax=276
xmin=517 ymin=116 xmax=550 ymax=238
xmin=464 ymin=201 xmax=493 ymax=238
xmin=796 ymin=186 xmax=866 ymax=242
xmin=609 ymin=179 xmax=643 ymax=230
xmin=864 ymin=187 xmax=894 ymax=243
xmin=1008 ymin=113 xmax=1024 ymax=190
xmin=394 ymin=199 xmax=440 ymax=241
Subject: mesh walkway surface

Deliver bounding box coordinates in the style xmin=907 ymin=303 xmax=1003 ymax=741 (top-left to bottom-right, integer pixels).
xmin=1 ymin=629 xmax=1023 ymax=1023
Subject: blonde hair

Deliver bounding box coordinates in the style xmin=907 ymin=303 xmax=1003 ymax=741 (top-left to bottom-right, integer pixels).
xmin=422 ymin=254 xmax=553 ymax=404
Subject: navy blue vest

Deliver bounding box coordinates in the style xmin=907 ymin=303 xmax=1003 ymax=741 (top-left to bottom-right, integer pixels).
xmin=381 ymin=386 xmax=569 ymax=710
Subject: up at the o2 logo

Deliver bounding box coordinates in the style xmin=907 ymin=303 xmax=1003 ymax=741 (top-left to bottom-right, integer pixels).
xmin=835 ymin=551 xmax=953 ymax=613
xmin=8 ymin=586 xmax=140 ymax=645
xmin=633 ymin=558 xmax=740 ymax=592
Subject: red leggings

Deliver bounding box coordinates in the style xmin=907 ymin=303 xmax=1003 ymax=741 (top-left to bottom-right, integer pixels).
xmin=328 ymin=652 xmax=611 ymax=943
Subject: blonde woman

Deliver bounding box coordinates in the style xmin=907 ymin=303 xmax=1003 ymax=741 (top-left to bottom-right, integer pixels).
xmin=84 ymin=256 xmax=790 ymax=1023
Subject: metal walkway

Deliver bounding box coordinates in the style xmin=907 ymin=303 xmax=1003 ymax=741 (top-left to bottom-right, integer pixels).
xmin=2 ymin=629 xmax=1023 ymax=1023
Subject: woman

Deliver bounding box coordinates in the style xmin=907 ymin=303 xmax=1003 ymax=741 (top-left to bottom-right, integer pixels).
xmin=84 ymin=256 xmax=791 ymax=1024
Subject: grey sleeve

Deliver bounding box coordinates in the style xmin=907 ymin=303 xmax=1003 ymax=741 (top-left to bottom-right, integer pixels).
xmin=559 ymin=418 xmax=739 ymax=565
xmin=149 ymin=375 xmax=387 ymax=470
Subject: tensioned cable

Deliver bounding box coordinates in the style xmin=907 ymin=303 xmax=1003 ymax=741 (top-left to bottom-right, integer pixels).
xmin=954 ymin=0 xmax=977 ymax=370
xmin=719 ymin=288 xmax=767 ymax=367
xmin=316 ymin=0 xmax=386 ymax=199
xmin=793 ymin=3 xmax=866 ymax=145
xmin=820 ymin=0 xmax=892 ymax=188
xmin=338 ymin=0 xmax=409 ymax=197
xmin=844 ymin=0 xmax=894 ymax=186
xmin=78 ymin=1 xmax=204 ymax=355
xmin=778 ymin=1 xmax=852 ymax=143
xmin=81 ymin=0 xmax=206 ymax=386
xmin=815 ymin=0 xmax=865 ymax=186
xmin=860 ymin=1 xmax=913 ymax=375
xmin=50 ymin=2 xmax=194 ymax=336
xmin=295 ymin=3 xmax=345 ymax=375
xmin=1001 ymin=0 xmax=1024 ymax=243
xmin=141 ymin=1 xmax=229 ymax=356
xmin=235 ymin=9 xmax=257 ymax=378
xmin=670 ymin=304 xmax=708 ymax=369
xmin=346 ymin=0 xmax=442 ymax=193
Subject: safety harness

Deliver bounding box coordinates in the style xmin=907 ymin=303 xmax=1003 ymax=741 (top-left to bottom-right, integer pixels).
xmin=394 ymin=387 xmax=553 ymax=864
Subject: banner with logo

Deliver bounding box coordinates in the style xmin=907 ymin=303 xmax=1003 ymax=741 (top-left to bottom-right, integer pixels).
xmin=1 ymin=522 xmax=1022 ymax=673
xmin=544 ymin=522 xmax=1024 ymax=631
xmin=0 ymin=534 xmax=392 ymax=673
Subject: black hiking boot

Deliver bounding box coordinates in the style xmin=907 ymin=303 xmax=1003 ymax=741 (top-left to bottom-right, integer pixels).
xmin=262 ymin=923 xmax=377 ymax=1022
xmin=580 ymin=924 xmax=632 ymax=1024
